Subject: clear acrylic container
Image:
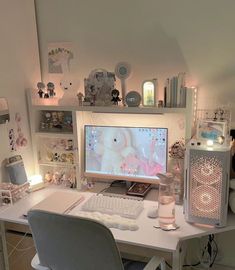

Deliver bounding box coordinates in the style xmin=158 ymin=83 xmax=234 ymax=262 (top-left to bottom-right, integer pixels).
xmin=157 ymin=173 xmax=176 ymax=230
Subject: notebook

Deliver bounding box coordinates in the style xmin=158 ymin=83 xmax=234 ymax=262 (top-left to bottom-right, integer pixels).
xmin=30 ymin=191 xmax=84 ymax=214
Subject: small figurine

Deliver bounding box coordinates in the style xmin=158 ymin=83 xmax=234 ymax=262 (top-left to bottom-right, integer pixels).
xmin=77 ymin=92 xmax=84 ymax=106
xmin=51 ymin=112 xmax=62 ymax=129
xmin=44 ymin=171 xmax=52 ymax=182
xmin=218 ymin=108 xmax=225 ymax=121
xmin=37 ymin=82 xmax=45 ymax=98
xmin=111 ymin=89 xmax=121 ymax=105
xmin=213 ymin=111 xmax=218 ymax=121
xmin=83 ymin=96 xmax=91 ymax=106
xmin=44 ymin=90 xmax=49 ymax=98
xmin=88 ymin=85 xmax=98 ymax=106
xmin=47 ymin=82 xmax=55 ymax=98
xmin=57 ymin=111 xmax=64 ymax=125
xmin=66 ymin=139 xmax=73 ymax=151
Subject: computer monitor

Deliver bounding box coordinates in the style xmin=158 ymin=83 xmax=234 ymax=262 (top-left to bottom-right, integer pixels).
xmin=84 ymin=125 xmax=168 ymax=184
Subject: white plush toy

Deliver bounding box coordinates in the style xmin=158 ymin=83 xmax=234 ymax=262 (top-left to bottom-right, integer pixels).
xmin=95 ymin=128 xmax=136 ymax=174
xmin=58 ymin=76 xmax=79 ymax=105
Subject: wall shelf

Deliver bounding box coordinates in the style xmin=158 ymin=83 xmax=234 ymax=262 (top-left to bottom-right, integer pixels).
xmin=38 ymin=163 xmax=75 ymax=167
xmin=31 ymin=103 xmax=187 ymax=115
xmin=35 ymin=132 xmax=74 ymax=137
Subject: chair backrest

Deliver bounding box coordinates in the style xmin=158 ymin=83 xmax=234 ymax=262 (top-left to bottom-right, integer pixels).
xmin=28 ymin=210 xmax=124 ymax=270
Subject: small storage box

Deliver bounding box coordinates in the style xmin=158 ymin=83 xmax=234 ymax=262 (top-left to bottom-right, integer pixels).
xmin=0 ymin=182 xmax=30 ymax=205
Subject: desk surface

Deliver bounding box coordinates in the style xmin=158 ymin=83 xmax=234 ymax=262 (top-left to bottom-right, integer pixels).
xmin=1 ymin=186 xmax=235 ymax=253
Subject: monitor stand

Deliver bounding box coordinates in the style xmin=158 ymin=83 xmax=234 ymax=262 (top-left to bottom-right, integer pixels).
xmin=102 ymin=180 xmax=130 ymax=197
xmin=102 ymin=180 xmax=151 ymax=198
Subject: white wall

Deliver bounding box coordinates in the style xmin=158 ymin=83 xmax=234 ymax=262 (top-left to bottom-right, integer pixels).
xmin=0 ymin=0 xmax=41 ymax=182
xmin=35 ymin=0 xmax=235 ymax=126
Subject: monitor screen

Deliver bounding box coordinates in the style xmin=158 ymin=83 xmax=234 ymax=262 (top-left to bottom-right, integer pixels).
xmin=84 ymin=125 xmax=168 ymax=182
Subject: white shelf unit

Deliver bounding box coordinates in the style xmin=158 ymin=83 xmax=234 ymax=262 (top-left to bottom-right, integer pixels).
xmin=27 ymin=89 xmax=195 ymax=189
xmin=27 ymin=92 xmax=79 ymax=189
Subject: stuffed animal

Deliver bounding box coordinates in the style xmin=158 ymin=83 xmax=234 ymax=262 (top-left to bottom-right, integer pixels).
xmin=58 ymin=76 xmax=79 ymax=105
xmin=95 ymin=128 xmax=135 ymax=174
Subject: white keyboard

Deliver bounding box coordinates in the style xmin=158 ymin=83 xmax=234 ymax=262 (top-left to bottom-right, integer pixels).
xmin=81 ymin=194 xmax=144 ymax=219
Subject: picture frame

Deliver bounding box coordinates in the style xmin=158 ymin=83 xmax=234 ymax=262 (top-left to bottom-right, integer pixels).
xmin=84 ymin=69 xmax=116 ymax=106
xmin=196 ymin=120 xmax=227 ymax=142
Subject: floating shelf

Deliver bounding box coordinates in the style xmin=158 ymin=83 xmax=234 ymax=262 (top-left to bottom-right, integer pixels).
xmin=35 ymin=132 xmax=74 ymax=137
xmin=32 ymin=103 xmax=187 ymax=115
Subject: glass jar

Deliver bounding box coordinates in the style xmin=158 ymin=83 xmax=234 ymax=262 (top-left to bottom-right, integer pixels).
xmin=158 ymin=173 xmax=176 ymax=230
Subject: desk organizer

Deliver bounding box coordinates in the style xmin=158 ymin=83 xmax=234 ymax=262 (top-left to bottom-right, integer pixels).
xmin=0 ymin=182 xmax=30 ymax=205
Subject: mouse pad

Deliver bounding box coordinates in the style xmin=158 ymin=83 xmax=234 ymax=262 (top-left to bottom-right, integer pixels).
xmin=30 ymin=191 xmax=84 ymax=214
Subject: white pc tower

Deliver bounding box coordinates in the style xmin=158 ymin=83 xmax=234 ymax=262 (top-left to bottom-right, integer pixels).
xmin=184 ymin=143 xmax=230 ymax=227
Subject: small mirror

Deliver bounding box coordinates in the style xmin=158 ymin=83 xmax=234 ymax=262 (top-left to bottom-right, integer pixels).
xmin=0 ymin=98 xmax=10 ymax=124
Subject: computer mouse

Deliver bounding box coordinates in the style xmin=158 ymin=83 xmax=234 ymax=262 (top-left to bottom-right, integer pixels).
xmin=147 ymin=207 xmax=158 ymax=218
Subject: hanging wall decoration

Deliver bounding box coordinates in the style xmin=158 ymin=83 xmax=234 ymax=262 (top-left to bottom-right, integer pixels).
xmin=48 ymin=42 xmax=74 ymax=74
xmin=8 ymin=129 xmax=16 ymax=152
xmin=15 ymin=113 xmax=27 ymax=148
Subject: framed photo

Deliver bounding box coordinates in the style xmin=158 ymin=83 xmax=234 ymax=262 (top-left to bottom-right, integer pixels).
xmin=197 ymin=120 xmax=226 ymax=142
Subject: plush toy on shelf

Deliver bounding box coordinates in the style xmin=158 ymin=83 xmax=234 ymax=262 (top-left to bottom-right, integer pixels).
xmin=58 ymin=76 xmax=79 ymax=105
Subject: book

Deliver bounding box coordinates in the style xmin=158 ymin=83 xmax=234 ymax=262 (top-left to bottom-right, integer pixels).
xmin=170 ymin=76 xmax=178 ymax=107
xmin=165 ymin=78 xmax=171 ymax=107
xmin=30 ymin=191 xmax=84 ymax=214
xmin=177 ymin=72 xmax=185 ymax=107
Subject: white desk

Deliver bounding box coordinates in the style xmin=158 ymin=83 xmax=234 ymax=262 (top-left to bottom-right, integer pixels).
xmin=1 ymin=186 xmax=235 ymax=270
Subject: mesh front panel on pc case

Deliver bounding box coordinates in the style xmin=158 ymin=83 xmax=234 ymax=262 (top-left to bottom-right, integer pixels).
xmin=184 ymin=144 xmax=230 ymax=227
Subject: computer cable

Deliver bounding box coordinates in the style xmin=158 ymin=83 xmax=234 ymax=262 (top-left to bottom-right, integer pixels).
xmin=165 ymin=259 xmax=201 ymax=269
xmin=164 ymin=234 xmax=218 ymax=269
xmin=96 ymin=186 xmax=110 ymax=195
xmin=7 ymin=231 xmax=29 ymax=258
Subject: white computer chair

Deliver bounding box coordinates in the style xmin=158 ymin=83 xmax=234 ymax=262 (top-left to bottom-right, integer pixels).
xmin=28 ymin=210 xmax=166 ymax=270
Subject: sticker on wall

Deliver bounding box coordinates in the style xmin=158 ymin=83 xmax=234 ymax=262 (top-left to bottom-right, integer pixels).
xmin=15 ymin=113 xmax=27 ymax=148
xmin=8 ymin=128 xmax=16 ymax=152
xmin=48 ymin=42 xmax=74 ymax=74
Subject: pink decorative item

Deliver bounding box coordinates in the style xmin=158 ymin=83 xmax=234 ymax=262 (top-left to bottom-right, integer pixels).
xmin=15 ymin=113 xmax=27 ymax=148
